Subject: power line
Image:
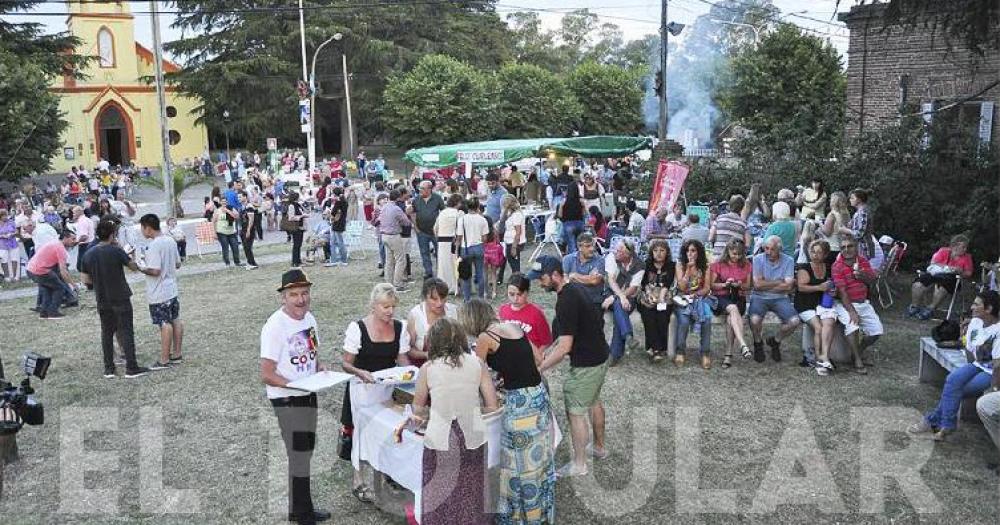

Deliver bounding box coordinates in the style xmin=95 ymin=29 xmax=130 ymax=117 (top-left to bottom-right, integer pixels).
xmin=688 ymin=0 xmax=849 ymax=39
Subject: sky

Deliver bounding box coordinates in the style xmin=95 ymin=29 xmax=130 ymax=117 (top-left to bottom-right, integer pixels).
xmin=4 ymin=0 xmax=852 ymax=63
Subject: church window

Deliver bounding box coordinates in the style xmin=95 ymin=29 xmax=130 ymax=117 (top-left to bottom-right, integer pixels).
xmin=98 ymin=28 xmax=115 ymax=68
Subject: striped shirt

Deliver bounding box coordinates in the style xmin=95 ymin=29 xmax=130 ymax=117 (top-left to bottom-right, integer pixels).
xmin=712 ymin=212 xmax=747 ymax=257
xmin=832 ymin=254 xmax=875 ymax=303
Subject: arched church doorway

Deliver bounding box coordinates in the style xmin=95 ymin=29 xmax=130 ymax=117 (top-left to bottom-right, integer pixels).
xmin=95 ymin=102 xmax=134 ymax=167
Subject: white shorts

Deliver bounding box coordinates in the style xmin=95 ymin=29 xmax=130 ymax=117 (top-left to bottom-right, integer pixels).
xmin=0 ymin=247 xmax=18 ymax=264
xmin=799 ymin=306 xmax=838 ymax=323
xmin=833 ymin=301 xmax=884 ymax=337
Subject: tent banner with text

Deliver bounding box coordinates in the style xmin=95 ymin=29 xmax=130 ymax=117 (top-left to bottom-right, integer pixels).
xmin=648 ymin=160 xmax=690 ymax=213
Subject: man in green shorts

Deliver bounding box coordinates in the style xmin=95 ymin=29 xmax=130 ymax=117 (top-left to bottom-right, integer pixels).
xmin=530 ymin=255 xmax=610 ymax=477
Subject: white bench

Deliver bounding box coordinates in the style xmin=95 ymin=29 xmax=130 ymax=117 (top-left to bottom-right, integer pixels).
xmin=918 ymin=336 xmax=980 ymax=424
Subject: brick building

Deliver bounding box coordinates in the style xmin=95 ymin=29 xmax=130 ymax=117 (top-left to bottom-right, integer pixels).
xmin=839 ymin=4 xmax=1000 ymax=149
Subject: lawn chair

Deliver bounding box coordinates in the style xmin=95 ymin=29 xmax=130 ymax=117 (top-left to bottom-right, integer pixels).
xmin=528 ymin=215 xmax=562 ymax=263
xmin=193 ymin=220 xmax=216 ymax=259
xmin=875 ymin=241 xmax=907 ymax=309
xmin=344 ymin=220 xmax=370 ymax=260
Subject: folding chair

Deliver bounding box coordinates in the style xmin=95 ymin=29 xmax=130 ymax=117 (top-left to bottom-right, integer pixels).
xmin=193 ymin=220 xmax=216 ymax=259
xmin=344 ymin=220 xmax=369 ymax=260
xmin=875 ymin=241 xmax=907 ymax=309
xmin=528 ymin=215 xmax=562 ymax=263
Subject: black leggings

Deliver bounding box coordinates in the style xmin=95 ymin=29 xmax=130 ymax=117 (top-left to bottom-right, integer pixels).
xmin=290 ymin=230 xmax=304 ymax=266
xmin=242 ymin=234 xmax=257 ymax=266
xmin=498 ymin=243 xmax=522 ymax=283
xmin=639 ymin=305 xmax=672 ymax=353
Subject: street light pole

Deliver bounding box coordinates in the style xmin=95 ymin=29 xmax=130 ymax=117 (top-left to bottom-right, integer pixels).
xmin=658 ymin=0 xmax=668 ymax=143
xmin=309 ymin=33 xmax=342 ymax=175
xmin=150 ymin=0 xmax=173 ymax=217
xmin=711 ymin=19 xmax=762 ymax=44
xmin=297 ymin=0 xmax=312 ymax=175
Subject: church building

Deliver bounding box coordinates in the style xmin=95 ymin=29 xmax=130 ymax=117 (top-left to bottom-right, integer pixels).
xmin=50 ymin=1 xmax=208 ymax=173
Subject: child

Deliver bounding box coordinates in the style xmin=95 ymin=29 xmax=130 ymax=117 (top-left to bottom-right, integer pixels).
xmin=483 ymin=225 xmax=505 ymax=299
xmin=167 ymin=217 xmax=187 ymax=261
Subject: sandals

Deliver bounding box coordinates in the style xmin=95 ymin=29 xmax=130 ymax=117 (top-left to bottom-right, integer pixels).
xmin=722 ymin=354 xmax=732 ymax=369
xmin=352 ymin=485 xmax=376 ymax=504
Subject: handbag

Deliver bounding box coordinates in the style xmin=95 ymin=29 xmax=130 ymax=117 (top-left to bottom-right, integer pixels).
xmin=457 ymin=217 xmax=472 ymax=280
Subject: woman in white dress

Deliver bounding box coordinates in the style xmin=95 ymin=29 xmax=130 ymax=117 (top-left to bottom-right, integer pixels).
xmin=434 ymin=194 xmax=465 ymax=295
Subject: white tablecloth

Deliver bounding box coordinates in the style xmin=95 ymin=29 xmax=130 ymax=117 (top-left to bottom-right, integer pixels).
xmin=349 ymin=380 xmax=561 ymax=523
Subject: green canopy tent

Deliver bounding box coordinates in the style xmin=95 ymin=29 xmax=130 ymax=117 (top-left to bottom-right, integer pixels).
xmin=403 ymin=135 xmax=653 ymax=168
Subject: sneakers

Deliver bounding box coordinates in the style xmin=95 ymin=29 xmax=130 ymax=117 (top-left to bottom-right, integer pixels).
xmin=907 ymin=420 xmax=934 ymax=434
xmin=41 ymin=312 xmax=66 ymax=320
xmin=245 ymin=264 xmax=259 ymax=270
xmin=555 ymin=462 xmax=588 ymax=478
xmin=916 ymin=307 xmax=933 ymax=321
xmin=149 ymin=362 xmax=171 ymax=371
xmin=586 ymin=443 xmax=609 ymax=460
xmin=766 ymin=337 xmax=782 ymax=362
xmin=124 ymin=366 xmax=151 ymax=378
xmin=103 ymin=367 xmax=116 ymax=379
xmin=753 ymin=342 xmax=766 ymax=363
xmin=323 ymin=261 xmax=337 ymax=267
xmin=395 ymin=285 xmax=411 ymax=293
xmin=814 ymin=360 xmax=834 ymax=377
xmin=906 ymin=304 xmax=920 ymax=318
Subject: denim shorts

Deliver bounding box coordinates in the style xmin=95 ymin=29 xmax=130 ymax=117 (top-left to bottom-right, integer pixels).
xmin=748 ymin=295 xmax=798 ymax=323
xmin=148 ymin=297 xmax=180 ymax=326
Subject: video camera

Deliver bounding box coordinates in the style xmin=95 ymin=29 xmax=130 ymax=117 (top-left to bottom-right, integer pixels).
xmin=0 ymin=352 xmax=50 ymax=434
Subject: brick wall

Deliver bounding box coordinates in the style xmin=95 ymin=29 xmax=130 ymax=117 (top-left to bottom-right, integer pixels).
xmin=840 ymin=4 xmax=1000 ymax=148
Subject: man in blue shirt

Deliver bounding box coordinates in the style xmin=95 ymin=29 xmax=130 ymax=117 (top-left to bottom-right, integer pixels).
xmin=224 ymin=180 xmax=243 ymax=211
xmin=562 ymin=232 xmax=606 ymax=309
xmin=484 ymin=172 xmax=507 ymax=223
xmin=748 ymin=235 xmax=801 ymax=363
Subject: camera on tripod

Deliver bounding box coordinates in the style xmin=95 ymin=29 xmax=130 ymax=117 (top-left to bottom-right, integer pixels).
xmin=0 ymin=352 xmax=51 ymax=435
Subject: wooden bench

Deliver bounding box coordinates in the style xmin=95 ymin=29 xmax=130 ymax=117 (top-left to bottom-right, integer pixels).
xmin=918 ymin=336 xmax=980 ymax=424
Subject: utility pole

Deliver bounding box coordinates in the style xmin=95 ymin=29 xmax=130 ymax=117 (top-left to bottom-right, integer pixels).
xmin=342 ymin=52 xmax=354 ymax=160
xmin=150 ymin=0 xmax=173 ymax=217
xmin=658 ymin=0 xmax=668 ymax=143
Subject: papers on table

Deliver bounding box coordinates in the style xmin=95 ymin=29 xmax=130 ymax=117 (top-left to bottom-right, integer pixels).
xmin=286 ymin=370 xmax=354 ymax=392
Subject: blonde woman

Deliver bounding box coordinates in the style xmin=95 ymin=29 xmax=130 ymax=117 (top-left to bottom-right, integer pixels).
xmin=497 ymin=194 xmax=525 ymax=284
xmin=821 ymin=191 xmax=851 ymax=264
xmin=340 ymin=283 xmax=411 ymax=503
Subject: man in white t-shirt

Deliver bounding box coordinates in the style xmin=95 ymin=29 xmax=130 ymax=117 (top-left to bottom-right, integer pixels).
xmin=139 ymin=214 xmax=183 ymax=369
xmin=259 ymin=269 xmax=329 ymax=524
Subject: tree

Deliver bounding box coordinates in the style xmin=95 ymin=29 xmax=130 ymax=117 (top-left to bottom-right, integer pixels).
xmin=382 ymin=55 xmax=501 ymax=148
xmin=167 ymin=0 xmax=512 ymax=150
xmin=496 ymin=63 xmax=582 ymax=138
xmin=0 ymin=1 xmax=85 ymax=181
xmin=506 ymin=12 xmax=563 ymax=71
xmin=566 ymin=62 xmax=644 ymax=135
xmin=719 ymin=23 xmax=846 ymax=153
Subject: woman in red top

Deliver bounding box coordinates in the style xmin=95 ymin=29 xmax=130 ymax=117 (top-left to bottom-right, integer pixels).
xmin=498 ymin=274 xmax=553 ymax=355
xmin=909 ymin=234 xmax=974 ymax=320
xmin=710 ymin=238 xmax=753 ymax=367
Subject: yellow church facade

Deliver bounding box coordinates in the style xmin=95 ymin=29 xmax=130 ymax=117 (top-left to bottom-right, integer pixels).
xmin=49 ymin=1 xmax=208 ymax=173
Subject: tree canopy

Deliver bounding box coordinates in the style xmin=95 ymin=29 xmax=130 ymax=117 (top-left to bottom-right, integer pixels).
xmin=496 ymin=63 xmax=582 ymax=139
xmin=0 ymin=0 xmax=85 ymax=181
xmin=719 ymin=23 xmax=846 ymax=153
xmin=567 ymin=62 xmax=645 ymax=136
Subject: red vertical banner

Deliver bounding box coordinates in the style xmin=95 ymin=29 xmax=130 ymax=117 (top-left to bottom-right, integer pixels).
xmin=648 ymin=159 xmax=690 ymax=213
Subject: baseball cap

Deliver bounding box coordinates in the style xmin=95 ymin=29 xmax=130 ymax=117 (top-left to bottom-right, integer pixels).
xmin=277 ymin=269 xmax=313 ymax=291
xmin=525 ymin=255 xmax=562 ymax=280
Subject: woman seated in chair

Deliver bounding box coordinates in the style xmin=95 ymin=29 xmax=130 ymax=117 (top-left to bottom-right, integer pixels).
xmin=909 ymin=290 xmax=1000 ymax=441
xmin=587 ymin=205 xmax=609 ymax=241
xmin=908 ymin=234 xmax=974 ymax=320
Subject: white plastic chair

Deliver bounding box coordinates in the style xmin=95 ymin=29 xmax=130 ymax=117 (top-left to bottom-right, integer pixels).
xmin=344 ymin=220 xmax=369 ymax=260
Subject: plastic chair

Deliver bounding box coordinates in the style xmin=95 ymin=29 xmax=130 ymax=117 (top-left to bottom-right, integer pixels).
xmin=344 ymin=220 xmax=369 ymax=260
xmin=193 ymin=220 xmax=216 ymax=259
xmin=528 ymin=216 xmax=562 ymax=263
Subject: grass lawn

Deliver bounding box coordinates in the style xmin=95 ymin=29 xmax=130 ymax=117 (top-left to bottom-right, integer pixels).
xmin=1 ymin=255 xmax=998 ymax=524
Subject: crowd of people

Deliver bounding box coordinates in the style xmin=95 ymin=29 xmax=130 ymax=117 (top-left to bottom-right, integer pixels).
xmin=5 ymin=149 xmax=998 ymax=524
